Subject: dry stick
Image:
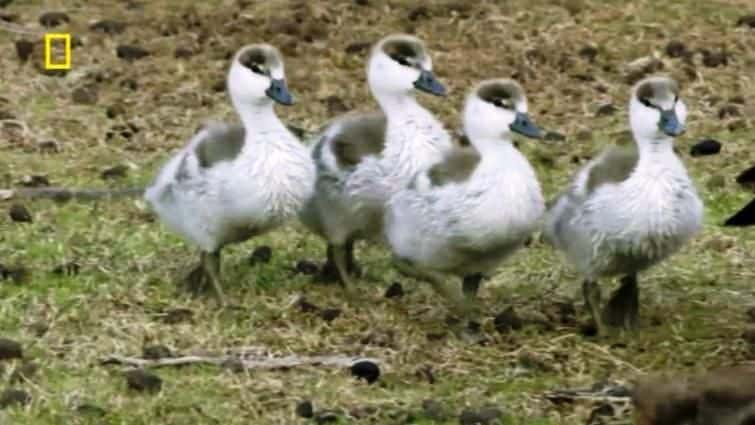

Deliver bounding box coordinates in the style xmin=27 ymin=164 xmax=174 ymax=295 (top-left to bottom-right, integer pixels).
xmin=102 ymin=352 xmax=379 ymax=370
xmin=0 ymin=187 xmax=144 ymax=202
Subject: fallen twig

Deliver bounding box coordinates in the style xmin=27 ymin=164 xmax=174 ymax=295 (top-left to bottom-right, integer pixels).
xmin=102 ymin=348 xmax=379 ymax=371
xmin=0 ymin=187 xmax=144 ymax=202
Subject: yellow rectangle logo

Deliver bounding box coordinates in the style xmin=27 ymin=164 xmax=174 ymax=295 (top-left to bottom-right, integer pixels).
xmin=44 ymin=33 xmax=71 ymax=70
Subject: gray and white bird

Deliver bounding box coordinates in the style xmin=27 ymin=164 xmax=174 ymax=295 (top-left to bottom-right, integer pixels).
xmin=384 ymin=79 xmax=544 ymax=312
xmin=145 ymin=44 xmax=315 ymax=304
xmin=300 ymin=34 xmax=451 ymax=288
xmin=543 ymin=75 xmax=703 ymax=334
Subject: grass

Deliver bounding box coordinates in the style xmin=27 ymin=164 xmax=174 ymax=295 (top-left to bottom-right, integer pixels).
xmin=1 ymin=0 xmax=754 ymax=423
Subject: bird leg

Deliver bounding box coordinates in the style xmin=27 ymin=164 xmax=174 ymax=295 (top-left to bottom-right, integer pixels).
xmin=462 ymin=273 xmax=484 ymax=299
xmin=332 ymin=243 xmax=357 ymax=295
xmin=603 ymin=273 xmax=639 ymax=331
xmin=319 ymin=240 xmax=361 ymax=283
xmin=394 ymin=257 xmax=477 ymax=318
xmin=183 ymin=251 xmax=226 ymax=307
xmin=582 ymin=279 xmax=606 ymax=335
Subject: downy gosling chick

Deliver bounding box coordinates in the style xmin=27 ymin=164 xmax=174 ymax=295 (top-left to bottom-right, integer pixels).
xmin=385 ymin=79 xmax=544 ymax=314
xmin=145 ymin=44 xmax=315 ymax=305
xmin=300 ymin=33 xmax=451 ymax=289
xmin=543 ymin=75 xmax=703 ymax=334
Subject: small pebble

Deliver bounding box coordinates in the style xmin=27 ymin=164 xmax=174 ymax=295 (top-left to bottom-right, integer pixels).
xmin=174 ymin=47 xmax=195 ymax=59
xmin=595 ymin=103 xmax=617 ymax=117
xmin=459 ymin=407 xmax=504 ymax=425
xmin=9 ymin=204 xmax=32 ymax=223
xmin=39 ymin=11 xmax=69 ymax=27
xmin=689 ymin=139 xmax=722 ymax=156
xmin=578 ymin=45 xmax=598 ymax=62
xmin=384 ymin=282 xmax=404 ymax=299
xmin=72 ymin=86 xmax=98 ymax=105
xmin=249 ymin=246 xmax=272 ymax=265
xmin=493 ymin=307 xmax=523 ymax=332
xmin=664 ymin=40 xmax=688 ymax=58
xmin=319 ymin=308 xmax=342 ymax=322
xmin=52 ymin=261 xmax=80 ymax=276
xmin=544 ymin=131 xmax=566 ymax=142
xmin=718 ymin=104 xmax=741 ymax=119
xmin=737 ymin=14 xmax=755 ymax=27
xmin=101 ymin=164 xmax=129 ymax=180
xmin=116 ymin=45 xmax=150 ymax=61
xmin=295 ymin=260 xmax=319 ymax=275
xmin=351 ymin=360 xmax=380 ymax=384
xmin=90 ymin=19 xmax=126 ymax=34
xmin=0 ymin=389 xmax=30 ymax=409
xmin=125 ymin=369 xmax=162 ymax=393
xmin=295 ymin=400 xmax=314 ymax=418
xmin=0 ymin=338 xmax=23 ymax=360
xmin=15 ymin=40 xmax=33 ymax=62
xmin=314 ymin=410 xmax=340 ymax=424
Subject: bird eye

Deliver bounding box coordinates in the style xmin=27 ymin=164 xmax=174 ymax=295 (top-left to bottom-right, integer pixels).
xmin=493 ymin=98 xmax=513 ymax=109
xmin=249 ymin=63 xmax=266 ymax=75
xmin=390 ymin=54 xmax=411 ymax=67
xmin=639 ymin=97 xmax=655 ymax=109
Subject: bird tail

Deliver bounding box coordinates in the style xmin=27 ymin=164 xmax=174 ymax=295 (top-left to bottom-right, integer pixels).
xmin=0 ymin=187 xmax=145 ymax=202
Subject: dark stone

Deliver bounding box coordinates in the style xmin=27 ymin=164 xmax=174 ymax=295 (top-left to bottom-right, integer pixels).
xmin=18 ymin=175 xmax=50 ymax=187
xmin=544 ymin=131 xmax=566 ymax=142
xmin=580 ymin=322 xmax=598 ymax=337
xmin=351 ymin=360 xmax=380 ymax=384
xmin=15 ymin=40 xmax=33 ymax=62
xmin=116 ymin=45 xmax=150 ymax=61
xmin=39 ymin=11 xmax=70 ymax=27
xmin=9 ymin=204 xmax=32 ymax=223
xmin=174 ymin=47 xmax=195 ymax=59
xmin=101 ymin=164 xmax=129 ymax=180
xmin=493 ymin=307 xmax=523 ymax=332
xmin=120 ymin=78 xmax=138 ymax=91
xmin=578 ymin=45 xmax=598 ymax=62
xmin=354 ymin=0 xmax=369 ymax=5
xmin=142 ymin=344 xmax=173 ymax=360
xmin=125 ymin=369 xmax=162 ymax=393
xmin=249 ymin=246 xmax=272 ymax=265
xmin=52 ymin=261 xmax=80 ymax=276
xmin=0 ymin=338 xmax=23 ymax=360
xmin=459 ymin=407 xmax=504 ymax=425
xmin=295 ymin=260 xmax=319 ymax=275
xmin=701 ymin=49 xmax=728 ymax=67
xmin=408 ymin=5 xmax=430 ymax=21
xmin=747 ymin=306 xmax=755 ymax=323
xmin=72 ymin=86 xmax=98 ymax=105
xmin=730 ymin=199 xmax=755 ymax=226
xmin=718 ymin=104 xmax=741 ymax=119
xmin=665 ymin=40 xmax=688 ymax=58
xmin=297 ymin=298 xmax=320 ymax=313
xmin=106 ymin=104 xmax=125 ymax=119
xmin=742 ymin=326 xmax=755 ymax=344
xmin=737 ymin=14 xmax=755 ymax=27
xmin=595 ymin=103 xmax=617 ymax=117
xmin=384 ymin=282 xmax=404 ymax=299
xmin=211 ymin=79 xmax=226 ymax=92
xmin=90 ymin=19 xmax=126 ymax=34
xmin=314 ymin=410 xmax=340 ymax=424
xmin=345 ymin=41 xmax=371 ymax=55
xmin=37 ymin=140 xmax=60 ymax=153
xmin=690 ymin=139 xmax=722 ymax=156
xmin=319 ymin=308 xmax=342 ymax=322
xmin=295 ymin=400 xmax=314 ymax=418
xmin=0 ymin=389 xmax=30 ymax=409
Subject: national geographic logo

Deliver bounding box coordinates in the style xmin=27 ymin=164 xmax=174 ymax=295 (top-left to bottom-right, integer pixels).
xmin=44 ymin=33 xmax=71 ymax=70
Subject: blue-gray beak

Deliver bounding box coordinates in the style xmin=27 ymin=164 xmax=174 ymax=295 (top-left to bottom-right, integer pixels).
xmin=510 ymin=112 xmax=542 ymax=139
xmin=659 ymin=109 xmax=683 ymax=137
xmin=413 ymin=70 xmax=446 ymax=96
xmin=266 ymin=79 xmax=294 ymax=105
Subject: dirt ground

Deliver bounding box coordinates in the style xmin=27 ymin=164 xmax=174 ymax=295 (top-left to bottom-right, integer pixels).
xmin=1 ymin=0 xmax=754 ymax=424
